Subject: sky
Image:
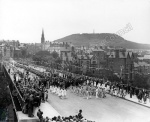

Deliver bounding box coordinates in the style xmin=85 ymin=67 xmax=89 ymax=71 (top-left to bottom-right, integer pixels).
xmin=0 ymin=0 xmax=150 ymax=44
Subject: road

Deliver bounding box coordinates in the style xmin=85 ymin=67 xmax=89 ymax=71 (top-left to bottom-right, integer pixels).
xmin=48 ymin=90 xmax=150 ymax=122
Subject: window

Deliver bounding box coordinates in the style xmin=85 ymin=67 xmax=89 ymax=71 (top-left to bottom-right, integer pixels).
xmin=92 ymin=61 xmax=96 ymax=64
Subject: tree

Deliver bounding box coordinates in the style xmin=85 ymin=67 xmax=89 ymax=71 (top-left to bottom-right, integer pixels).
xmin=36 ymin=51 xmax=50 ymax=56
xmin=51 ymin=51 xmax=59 ymax=59
xmin=55 ymin=57 xmax=62 ymax=64
xmin=32 ymin=51 xmax=51 ymax=64
xmin=133 ymin=73 xmax=150 ymax=89
xmin=21 ymin=49 xmax=27 ymax=58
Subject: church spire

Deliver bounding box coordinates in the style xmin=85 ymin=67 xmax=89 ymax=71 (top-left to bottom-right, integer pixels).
xmin=41 ymin=29 xmax=45 ymax=44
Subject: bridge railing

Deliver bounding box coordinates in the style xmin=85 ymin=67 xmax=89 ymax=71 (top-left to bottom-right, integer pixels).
xmin=3 ymin=65 xmax=24 ymax=111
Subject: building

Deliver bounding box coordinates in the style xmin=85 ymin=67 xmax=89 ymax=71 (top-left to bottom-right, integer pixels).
xmin=107 ymin=48 xmax=135 ymax=81
xmin=92 ymin=48 xmax=106 ymax=68
xmin=41 ymin=29 xmax=46 ymax=50
xmin=134 ymin=61 xmax=150 ymax=75
xmin=0 ymin=43 xmax=14 ymax=60
xmin=40 ymin=30 xmax=75 ymax=62
xmin=143 ymin=55 xmax=150 ymax=64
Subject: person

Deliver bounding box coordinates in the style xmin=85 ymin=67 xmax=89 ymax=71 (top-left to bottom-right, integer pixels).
xmin=86 ymin=85 xmax=89 ymax=99
xmin=123 ymin=88 xmax=126 ymax=98
xmin=138 ymin=90 xmax=142 ymax=103
xmin=130 ymin=87 xmax=133 ymax=98
xmin=27 ymin=94 xmax=34 ymax=117
xmin=106 ymin=85 xmax=110 ymax=93
xmin=102 ymin=88 xmax=106 ymax=98
xmin=89 ymin=85 xmax=92 ymax=99
xmin=96 ymin=87 xmax=99 ymax=99
xmin=59 ymin=88 xmax=63 ymax=99
xmin=45 ymin=117 xmax=50 ymax=122
xmin=114 ymin=88 xmax=117 ymax=97
xmin=143 ymin=93 xmax=147 ymax=104
xmin=22 ymin=102 xmax=28 ymax=114
xmin=55 ymin=87 xmax=59 ymax=95
xmin=110 ymin=88 xmax=114 ymax=96
xmin=41 ymin=88 xmax=45 ymax=102
xmin=45 ymin=89 xmax=48 ymax=101
xmin=61 ymin=88 xmax=64 ymax=99
xmin=98 ymin=87 xmax=102 ymax=98
xmin=64 ymin=88 xmax=67 ymax=99
xmin=37 ymin=109 xmax=43 ymax=122
xmin=35 ymin=93 xmax=41 ymax=107
xmin=77 ymin=109 xmax=83 ymax=120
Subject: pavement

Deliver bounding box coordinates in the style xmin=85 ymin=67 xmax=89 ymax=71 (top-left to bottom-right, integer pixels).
xmin=123 ymin=94 xmax=150 ymax=108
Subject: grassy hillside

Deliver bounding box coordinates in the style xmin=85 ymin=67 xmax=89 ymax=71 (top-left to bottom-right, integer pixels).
xmin=54 ymin=33 xmax=150 ymax=49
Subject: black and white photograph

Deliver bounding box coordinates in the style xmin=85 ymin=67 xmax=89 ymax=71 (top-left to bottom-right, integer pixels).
xmin=0 ymin=0 xmax=150 ymax=122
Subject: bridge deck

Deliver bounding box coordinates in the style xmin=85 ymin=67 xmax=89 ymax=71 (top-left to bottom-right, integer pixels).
xmin=48 ymin=89 xmax=150 ymax=122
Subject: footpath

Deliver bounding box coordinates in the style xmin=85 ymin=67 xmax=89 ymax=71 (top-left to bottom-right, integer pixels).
xmin=123 ymin=94 xmax=150 ymax=108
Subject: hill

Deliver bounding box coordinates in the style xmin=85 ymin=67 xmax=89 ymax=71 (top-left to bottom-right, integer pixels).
xmin=54 ymin=33 xmax=150 ymax=49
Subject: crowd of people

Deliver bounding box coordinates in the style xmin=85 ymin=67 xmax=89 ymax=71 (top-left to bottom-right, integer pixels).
xmin=6 ymin=61 xmax=96 ymax=121
xmin=50 ymin=85 xmax=67 ymax=99
xmin=5 ymin=60 xmax=150 ymax=122
xmin=16 ymin=61 xmax=150 ymax=104
xmin=37 ymin=109 xmax=95 ymax=122
xmin=6 ymin=62 xmax=49 ymax=117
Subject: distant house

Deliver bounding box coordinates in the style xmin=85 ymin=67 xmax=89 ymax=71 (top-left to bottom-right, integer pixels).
xmin=14 ymin=47 xmax=21 ymax=58
xmin=92 ymin=48 xmax=106 ymax=68
xmin=26 ymin=43 xmax=41 ymax=55
xmin=143 ymin=55 xmax=150 ymax=64
xmin=90 ymin=54 xmax=98 ymax=68
xmin=134 ymin=62 xmax=150 ymax=75
xmin=60 ymin=46 xmax=73 ymax=62
xmin=0 ymin=43 xmax=14 ymax=60
xmin=47 ymin=42 xmax=75 ymax=62
xmin=107 ymin=49 xmax=135 ymax=80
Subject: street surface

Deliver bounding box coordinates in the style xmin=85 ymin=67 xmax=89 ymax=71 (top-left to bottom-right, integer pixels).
xmin=48 ymin=90 xmax=150 ymax=122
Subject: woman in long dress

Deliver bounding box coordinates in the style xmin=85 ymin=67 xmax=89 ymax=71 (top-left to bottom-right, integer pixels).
xmin=114 ymin=88 xmax=118 ymax=97
xmin=96 ymin=87 xmax=99 ymax=98
xmin=86 ymin=85 xmax=89 ymax=99
xmin=64 ymin=88 xmax=67 ymax=99
xmin=61 ymin=88 xmax=65 ymax=99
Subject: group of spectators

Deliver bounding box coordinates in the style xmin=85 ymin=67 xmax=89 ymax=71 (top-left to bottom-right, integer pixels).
xmin=17 ymin=61 xmax=150 ymax=104
xmin=6 ymin=63 xmax=49 ymax=117
xmin=6 ymin=60 xmax=150 ymax=122
xmin=7 ymin=62 xmax=95 ymax=122
xmin=37 ymin=109 xmax=95 ymax=122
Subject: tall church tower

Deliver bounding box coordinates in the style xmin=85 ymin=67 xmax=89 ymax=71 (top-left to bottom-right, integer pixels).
xmin=41 ymin=29 xmax=45 ymax=44
xmin=41 ymin=29 xmax=45 ymax=50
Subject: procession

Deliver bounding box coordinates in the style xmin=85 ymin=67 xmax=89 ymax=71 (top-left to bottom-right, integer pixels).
xmin=2 ymin=59 xmax=150 ymax=122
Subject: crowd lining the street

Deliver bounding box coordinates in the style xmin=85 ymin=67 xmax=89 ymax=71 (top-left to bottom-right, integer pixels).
xmin=5 ymin=60 xmax=150 ymax=122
